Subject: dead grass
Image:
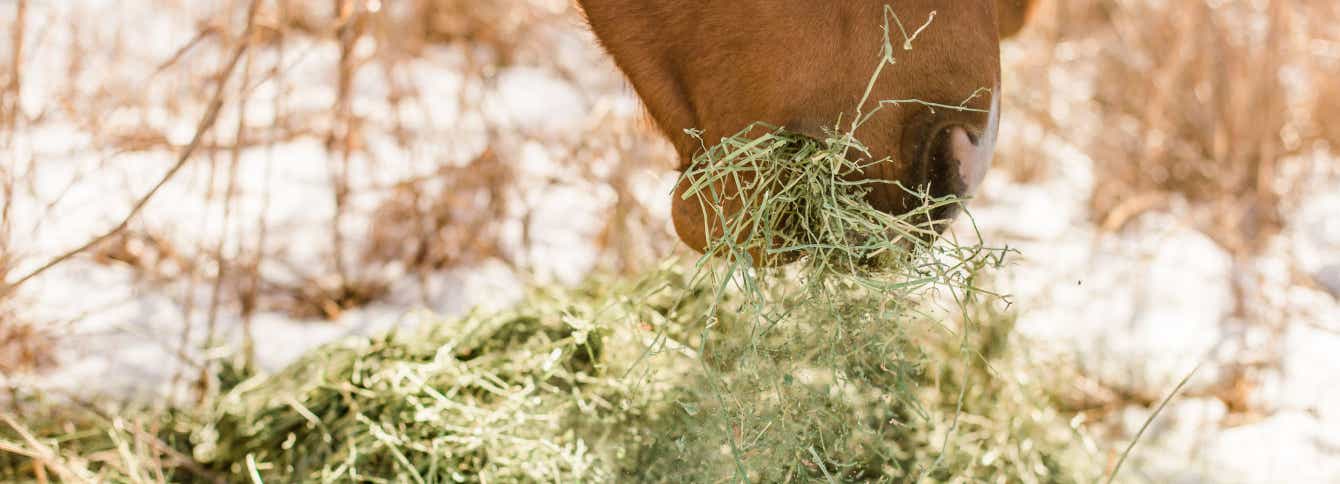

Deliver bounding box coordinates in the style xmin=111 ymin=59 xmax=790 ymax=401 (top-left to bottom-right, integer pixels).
xmin=1318 ymin=77 xmax=1340 ymax=149
xmin=1089 ymin=0 xmax=1292 ymax=252
xmin=1312 ymin=19 xmax=1340 ymax=150
xmin=0 ymin=318 xmax=54 ymax=377
xmin=0 ymin=0 xmax=51 ymax=381
xmin=365 ymin=149 xmax=513 ymax=271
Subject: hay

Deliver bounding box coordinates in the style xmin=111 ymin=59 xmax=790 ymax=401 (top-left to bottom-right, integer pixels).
xmin=1 ymin=255 xmax=1103 ymax=482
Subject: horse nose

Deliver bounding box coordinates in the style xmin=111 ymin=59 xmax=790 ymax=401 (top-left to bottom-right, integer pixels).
xmin=902 ymin=124 xmax=993 ymax=225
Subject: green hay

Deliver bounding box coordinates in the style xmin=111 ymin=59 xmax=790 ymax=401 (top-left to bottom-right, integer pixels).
xmin=2 ymin=261 xmax=1102 ymax=483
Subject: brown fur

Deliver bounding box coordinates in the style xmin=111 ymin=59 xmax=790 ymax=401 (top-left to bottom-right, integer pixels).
xmin=579 ymin=0 xmax=1036 ymax=252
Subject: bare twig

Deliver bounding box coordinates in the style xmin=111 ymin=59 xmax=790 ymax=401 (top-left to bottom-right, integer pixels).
xmin=203 ymin=5 xmax=258 ymax=376
xmin=1 ymin=0 xmax=28 ymax=273
xmin=0 ymin=0 xmax=264 ymax=299
xmin=242 ymin=0 xmax=292 ymax=369
xmin=327 ymin=0 xmax=363 ymax=286
xmin=1 ymin=1 xmax=23 ymax=112
xmin=2 ymin=0 xmax=26 ymax=130
xmin=151 ymin=26 xmax=219 ymax=77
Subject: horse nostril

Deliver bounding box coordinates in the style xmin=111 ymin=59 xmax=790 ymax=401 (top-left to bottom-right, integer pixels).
xmin=925 ymin=125 xmax=987 ymax=199
xmin=905 ymin=124 xmax=990 ymax=226
xmin=948 ymin=126 xmax=989 ymax=195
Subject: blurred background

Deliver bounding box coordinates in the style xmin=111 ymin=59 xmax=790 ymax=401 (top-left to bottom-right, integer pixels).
xmin=0 ymin=0 xmax=1336 ymax=481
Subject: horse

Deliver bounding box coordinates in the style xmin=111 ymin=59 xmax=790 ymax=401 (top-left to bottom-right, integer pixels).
xmin=577 ymin=0 xmax=1037 ymax=254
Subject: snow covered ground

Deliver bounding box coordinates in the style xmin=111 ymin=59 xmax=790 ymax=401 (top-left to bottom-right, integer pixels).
xmin=1 ymin=1 xmax=1336 ymax=482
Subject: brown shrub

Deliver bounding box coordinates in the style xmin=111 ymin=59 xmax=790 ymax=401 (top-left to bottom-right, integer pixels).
xmin=1082 ymin=0 xmax=1302 ymax=252
xmin=1310 ymin=5 xmax=1340 ymax=149
xmin=364 ymin=149 xmax=513 ymax=271
xmin=1000 ymin=0 xmax=1335 ymax=253
xmin=1318 ymin=74 xmax=1340 ymax=149
xmin=0 ymin=316 xmax=56 ymax=376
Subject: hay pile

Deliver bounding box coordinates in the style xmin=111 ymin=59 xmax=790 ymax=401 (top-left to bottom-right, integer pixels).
xmin=1 ymin=254 xmax=1101 ymax=482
